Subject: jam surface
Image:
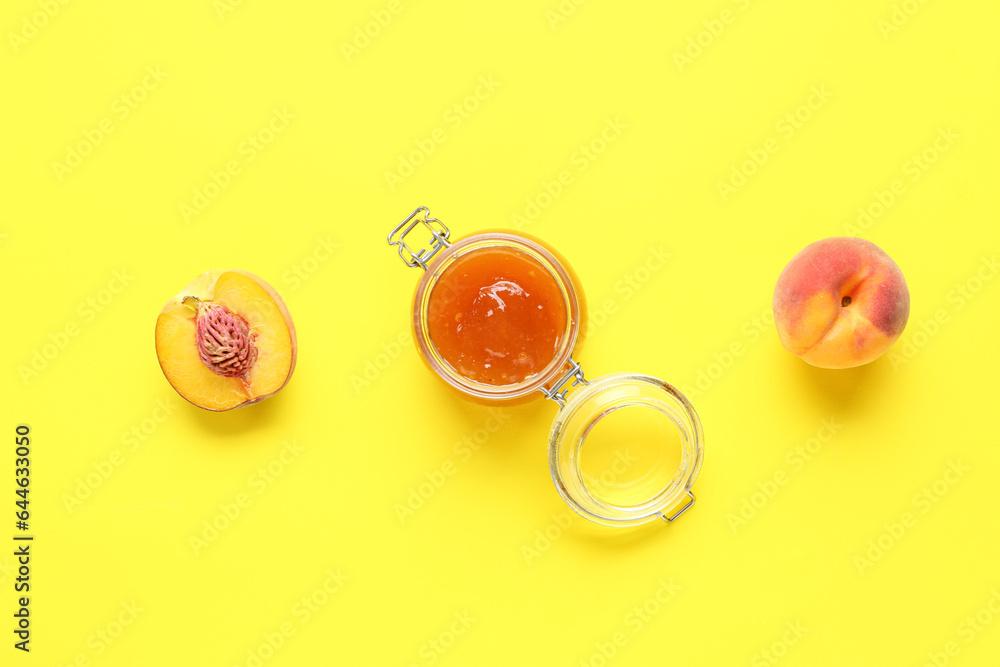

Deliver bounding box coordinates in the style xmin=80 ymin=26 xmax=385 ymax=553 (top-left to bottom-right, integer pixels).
xmin=427 ymin=246 xmax=567 ymax=386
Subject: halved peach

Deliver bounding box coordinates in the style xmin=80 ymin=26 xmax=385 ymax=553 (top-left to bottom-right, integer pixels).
xmin=155 ymin=270 xmax=296 ymax=411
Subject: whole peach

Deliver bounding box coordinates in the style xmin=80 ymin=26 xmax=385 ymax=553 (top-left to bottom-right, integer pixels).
xmin=773 ymin=237 xmax=910 ymax=369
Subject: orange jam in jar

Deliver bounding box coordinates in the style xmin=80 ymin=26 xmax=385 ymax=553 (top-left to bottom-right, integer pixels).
xmin=389 ymin=208 xmax=704 ymax=528
xmin=426 ymin=246 xmax=568 ymax=386
xmin=403 ymin=225 xmax=585 ymax=404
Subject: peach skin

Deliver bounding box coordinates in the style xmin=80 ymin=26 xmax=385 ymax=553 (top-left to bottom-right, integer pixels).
xmin=773 ymin=237 xmax=909 ymax=369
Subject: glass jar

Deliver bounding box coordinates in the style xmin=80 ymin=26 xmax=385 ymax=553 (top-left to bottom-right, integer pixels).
xmin=388 ymin=207 xmax=704 ymax=527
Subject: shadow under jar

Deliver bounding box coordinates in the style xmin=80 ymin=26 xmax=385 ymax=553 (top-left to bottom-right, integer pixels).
xmin=388 ymin=207 xmax=704 ymax=528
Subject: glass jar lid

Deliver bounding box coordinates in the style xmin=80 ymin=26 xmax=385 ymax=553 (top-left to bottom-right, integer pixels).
xmin=548 ymin=372 xmax=703 ymax=527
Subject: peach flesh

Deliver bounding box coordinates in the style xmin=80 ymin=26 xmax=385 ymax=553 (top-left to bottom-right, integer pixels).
xmin=773 ymin=237 xmax=909 ymax=369
xmin=155 ymin=270 xmax=296 ymax=411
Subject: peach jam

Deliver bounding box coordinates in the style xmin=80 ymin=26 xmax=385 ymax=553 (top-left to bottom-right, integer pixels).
xmin=426 ymin=246 xmax=567 ymax=386
xmin=408 ymin=229 xmax=584 ymax=403
xmin=389 ymin=207 xmax=704 ymax=527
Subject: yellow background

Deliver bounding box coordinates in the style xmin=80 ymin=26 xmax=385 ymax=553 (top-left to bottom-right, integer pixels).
xmin=3 ymin=0 xmax=999 ymax=664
